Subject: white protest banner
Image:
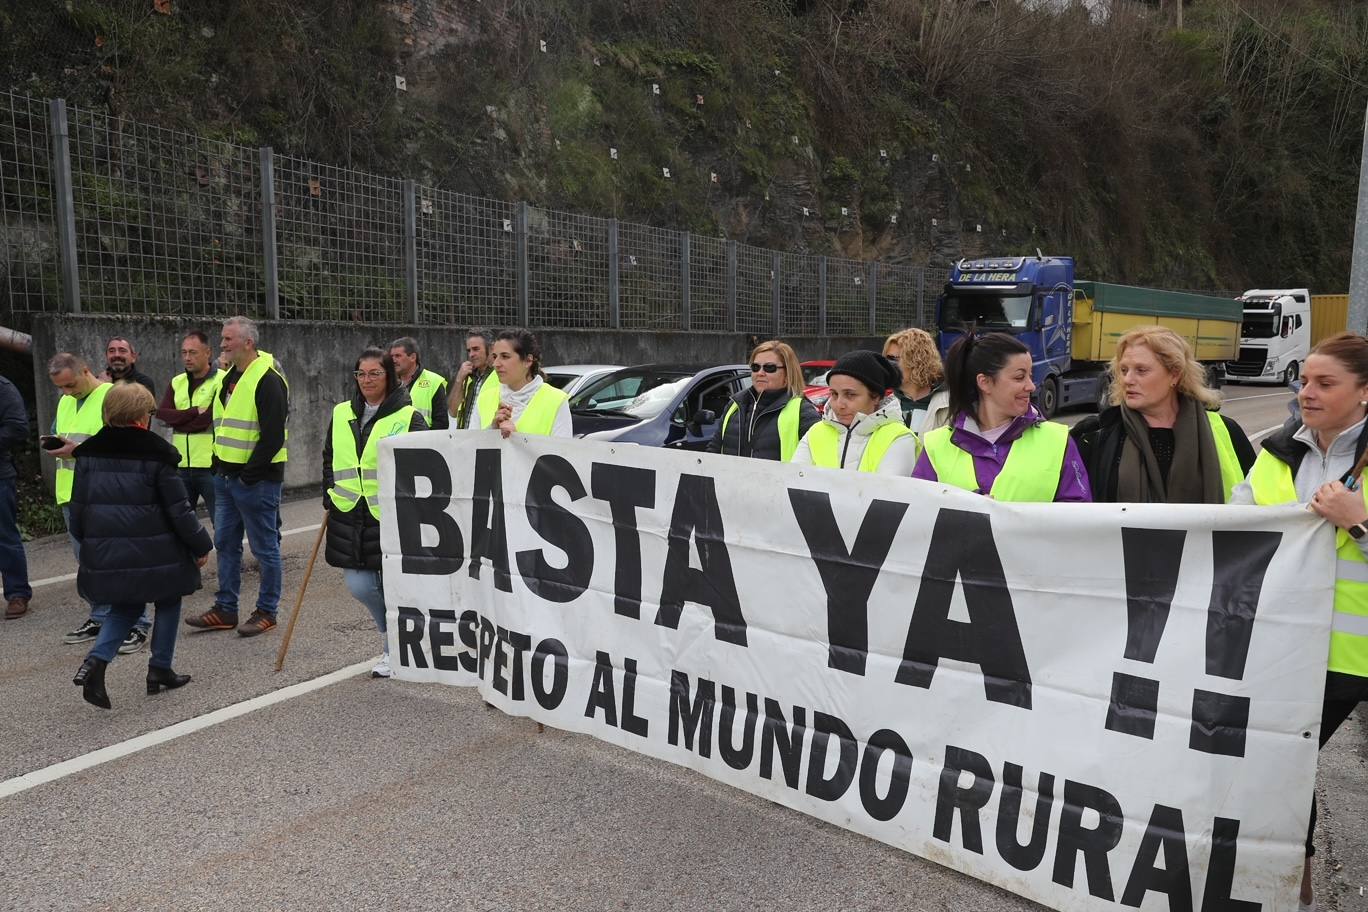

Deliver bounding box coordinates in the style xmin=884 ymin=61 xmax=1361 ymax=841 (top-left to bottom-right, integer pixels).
xmin=380 ymin=431 xmax=1334 ymax=912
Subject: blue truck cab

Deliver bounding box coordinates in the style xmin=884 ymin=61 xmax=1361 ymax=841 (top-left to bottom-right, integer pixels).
xmin=937 ymin=255 xmax=1080 ymax=417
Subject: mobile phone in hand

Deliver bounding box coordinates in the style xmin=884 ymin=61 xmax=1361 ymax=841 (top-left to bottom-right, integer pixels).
xmin=40 ymin=435 xmax=65 ymax=451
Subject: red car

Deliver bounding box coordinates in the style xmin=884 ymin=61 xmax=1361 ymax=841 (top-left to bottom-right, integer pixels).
xmin=801 ymin=360 xmax=835 ymax=410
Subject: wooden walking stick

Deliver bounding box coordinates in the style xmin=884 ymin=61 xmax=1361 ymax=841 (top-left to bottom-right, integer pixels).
xmin=274 ymin=513 xmax=329 ymax=673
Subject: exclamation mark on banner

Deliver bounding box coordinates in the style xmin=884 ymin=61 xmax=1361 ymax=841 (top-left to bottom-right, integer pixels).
xmin=1190 ymin=531 xmax=1282 ymax=758
xmin=1106 ymin=528 xmax=1186 ymax=740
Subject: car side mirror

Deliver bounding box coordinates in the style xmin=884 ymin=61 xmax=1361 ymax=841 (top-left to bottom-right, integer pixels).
xmin=690 ymin=408 xmax=716 ymax=431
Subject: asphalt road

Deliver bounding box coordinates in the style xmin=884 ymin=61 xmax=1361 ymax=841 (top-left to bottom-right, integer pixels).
xmin=1 ymin=383 xmax=1363 ymax=912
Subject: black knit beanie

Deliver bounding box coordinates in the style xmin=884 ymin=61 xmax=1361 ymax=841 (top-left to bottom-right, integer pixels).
xmin=828 ymin=350 xmax=901 ymax=398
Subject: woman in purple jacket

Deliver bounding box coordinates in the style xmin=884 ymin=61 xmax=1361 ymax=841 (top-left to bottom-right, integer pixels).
xmin=913 ymin=332 xmax=1092 ymax=502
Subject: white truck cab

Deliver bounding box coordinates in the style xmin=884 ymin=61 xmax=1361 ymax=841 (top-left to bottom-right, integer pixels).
xmin=1226 ymin=288 xmax=1310 ymax=385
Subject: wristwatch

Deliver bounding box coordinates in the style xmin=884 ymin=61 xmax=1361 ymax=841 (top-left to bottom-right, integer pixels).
xmin=1348 ymin=522 xmax=1368 ymax=540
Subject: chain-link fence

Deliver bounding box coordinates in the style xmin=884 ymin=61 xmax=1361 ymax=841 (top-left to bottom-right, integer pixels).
xmin=3 ymin=91 xmax=946 ymax=335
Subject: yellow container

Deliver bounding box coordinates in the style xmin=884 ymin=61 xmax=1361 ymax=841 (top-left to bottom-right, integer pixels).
xmin=1311 ymin=294 xmax=1349 ymax=345
xmin=1072 ymin=283 xmax=1241 ymax=363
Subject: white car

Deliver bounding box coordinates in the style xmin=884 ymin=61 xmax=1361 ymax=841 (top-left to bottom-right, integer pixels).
xmin=544 ymin=364 xmax=624 ymax=397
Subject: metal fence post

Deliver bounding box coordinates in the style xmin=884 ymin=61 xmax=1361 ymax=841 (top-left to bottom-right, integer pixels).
xmin=916 ymin=267 xmax=926 ymax=328
xmin=516 ymin=201 xmax=530 ymax=326
xmin=607 ymin=218 xmax=620 ymax=329
xmin=48 ymin=99 xmax=81 ymax=314
xmin=403 ymin=179 xmax=418 ymax=323
xmin=259 ymin=147 xmax=280 ymax=320
xmin=867 ymin=262 xmax=879 ymax=335
xmin=680 ymin=233 xmax=691 ymax=331
xmin=817 ymin=256 xmax=828 ymax=338
xmin=771 ymin=252 xmax=782 ymax=336
xmin=726 ymin=241 xmax=738 ymax=333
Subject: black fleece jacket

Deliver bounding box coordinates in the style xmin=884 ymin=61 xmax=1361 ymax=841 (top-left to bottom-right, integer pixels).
xmin=70 ymin=426 xmax=213 ymax=605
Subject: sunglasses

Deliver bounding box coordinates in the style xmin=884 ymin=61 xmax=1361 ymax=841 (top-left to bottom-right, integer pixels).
xmin=749 ymin=362 xmax=783 ymax=374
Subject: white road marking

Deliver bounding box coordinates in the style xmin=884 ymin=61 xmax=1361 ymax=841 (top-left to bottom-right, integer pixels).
xmin=0 ymin=657 xmax=375 ymax=800
xmin=1248 ymin=424 xmax=1287 ymax=442
xmin=1222 ymin=391 xmax=1294 ymax=402
xmin=29 ymin=523 xmax=322 ymax=589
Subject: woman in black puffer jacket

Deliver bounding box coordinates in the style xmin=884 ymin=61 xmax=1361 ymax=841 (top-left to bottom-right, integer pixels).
xmin=323 ymin=348 xmax=427 ymax=679
xmin=707 ymin=340 xmax=819 ymax=461
xmin=70 ymin=383 xmax=213 ymax=709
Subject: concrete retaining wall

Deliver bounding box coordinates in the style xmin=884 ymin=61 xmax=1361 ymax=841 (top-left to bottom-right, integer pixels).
xmin=30 ymin=315 xmax=883 ymax=489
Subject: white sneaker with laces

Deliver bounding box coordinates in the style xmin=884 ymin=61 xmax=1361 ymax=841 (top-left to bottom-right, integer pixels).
xmin=370 ymin=657 xmax=392 ymax=679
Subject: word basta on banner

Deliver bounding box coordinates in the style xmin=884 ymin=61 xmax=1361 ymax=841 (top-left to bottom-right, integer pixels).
xmin=379 ymin=431 xmax=1333 ymax=912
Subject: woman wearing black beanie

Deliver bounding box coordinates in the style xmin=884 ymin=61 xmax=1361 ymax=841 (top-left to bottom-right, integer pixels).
xmin=790 ymin=350 xmax=918 ymax=474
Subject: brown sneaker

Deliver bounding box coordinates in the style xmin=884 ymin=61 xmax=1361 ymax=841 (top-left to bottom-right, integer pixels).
xmin=184 ymin=607 xmax=238 ymax=631
xmin=237 ymin=610 xmax=278 ymax=637
xmin=5 ymin=596 xmax=29 ymax=620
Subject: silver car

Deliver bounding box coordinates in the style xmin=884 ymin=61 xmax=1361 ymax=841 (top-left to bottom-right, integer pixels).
xmin=544 ymin=364 xmax=624 ymax=397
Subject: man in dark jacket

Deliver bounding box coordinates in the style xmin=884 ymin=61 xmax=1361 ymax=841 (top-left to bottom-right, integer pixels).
xmin=0 ymin=374 xmax=31 ymax=619
xmin=100 ymin=336 xmax=157 ymax=397
xmin=69 ymin=382 xmax=212 ymax=709
xmin=323 ymin=348 xmax=426 ymax=679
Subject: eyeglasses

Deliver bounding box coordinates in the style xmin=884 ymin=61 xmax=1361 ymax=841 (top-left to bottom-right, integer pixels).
xmin=750 ymin=362 xmax=783 ymax=374
xmin=353 ymin=370 xmax=386 ymax=380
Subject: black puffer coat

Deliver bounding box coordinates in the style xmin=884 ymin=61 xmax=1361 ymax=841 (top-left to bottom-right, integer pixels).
xmin=706 ymin=389 xmax=820 ymax=461
xmin=323 ymin=388 xmax=427 ymax=571
xmin=70 ymin=426 xmax=213 ymax=604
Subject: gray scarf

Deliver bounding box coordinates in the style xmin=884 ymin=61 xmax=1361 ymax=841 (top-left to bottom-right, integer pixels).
xmin=1116 ymin=396 xmax=1225 ymax=504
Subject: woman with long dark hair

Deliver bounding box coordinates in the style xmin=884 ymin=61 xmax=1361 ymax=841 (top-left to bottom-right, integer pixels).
xmin=913 ymin=332 xmax=1091 ymax=502
xmin=472 ymin=329 xmax=572 ymax=438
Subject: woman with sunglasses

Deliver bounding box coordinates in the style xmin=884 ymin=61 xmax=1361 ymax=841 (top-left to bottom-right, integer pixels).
xmin=322 ymin=347 xmax=427 ymax=679
xmin=913 ymin=332 xmax=1091 ymax=502
xmin=474 ymin=329 xmax=573 ymax=439
xmin=790 ymin=350 xmax=918 ymax=474
xmin=708 ymin=340 xmax=819 ymax=461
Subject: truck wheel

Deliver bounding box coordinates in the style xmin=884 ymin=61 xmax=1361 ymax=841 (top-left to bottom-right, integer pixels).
xmin=1282 ymin=361 xmax=1298 ymax=386
xmin=1039 ymin=377 xmax=1059 ymax=419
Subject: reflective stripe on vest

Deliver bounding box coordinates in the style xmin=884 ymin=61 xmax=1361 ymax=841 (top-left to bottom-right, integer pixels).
xmin=329 ymin=402 xmax=416 ymax=519
xmin=212 ymin=351 xmax=288 ymax=465
xmin=721 ymin=396 xmax=804 ymax=461
xmin=923 ymin=420 xmax=1069 ymax=502
xmin=54 ymin=383 xmax=112 ymax=505
xmin=1206 ymin=410 xmax=1244 ymax=503
xmin=476 ymin=375 xmax=502 ymax=429
xmin=1248 ymin=450 xmax=1368 ymax=678
xmin=407 ymin=369 xmax=447 ymax=425
xmin=171 ymin=369 xmax=224 ymax=469
xmin=804 ymin=421 xmax=913 ymax=472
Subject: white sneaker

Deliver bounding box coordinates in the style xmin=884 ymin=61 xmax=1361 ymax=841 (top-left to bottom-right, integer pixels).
xmin=370 ymin=657 xmax=392 ymax=679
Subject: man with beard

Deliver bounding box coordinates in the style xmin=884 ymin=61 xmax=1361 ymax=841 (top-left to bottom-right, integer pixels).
xmin=449 ymin=328 xmax=495 ymax=430
xmin=100 ymin=337 xmax=157 ymax=397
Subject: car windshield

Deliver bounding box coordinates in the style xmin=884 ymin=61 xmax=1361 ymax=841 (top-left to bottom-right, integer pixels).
xmin=569 ymin=370 xmax=693 ymax=419
xmin=940 ymin=293 xmax=1032 ymax=330
xmin=802 ymin=365 xmax=830 ymax=385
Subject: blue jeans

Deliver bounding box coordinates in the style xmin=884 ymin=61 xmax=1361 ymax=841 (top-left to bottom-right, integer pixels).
xmin=344 ymin=568 xmax=387 ymax=652
xmin=0 ymin=477 xmax=31 ymax=601
xmin=213 ymin=475 xmax=282 ymax=617
xmin=179 ymin=468 xmax=216 ymax=525
xmin=88 ymin=598 xmax=182 ymax=667
xmin=63 ymin=505 xmax=147 ymax=631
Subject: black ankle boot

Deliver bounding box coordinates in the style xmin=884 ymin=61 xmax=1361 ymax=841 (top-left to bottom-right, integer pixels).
xmin=146 ymin=665 xmax=191 ymax=694
xmin=75 ymin=657 xmax=111 ymax=709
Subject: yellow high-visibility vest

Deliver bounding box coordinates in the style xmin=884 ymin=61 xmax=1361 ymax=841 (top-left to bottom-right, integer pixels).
xmin=923 ymin=420 xmax=1069 ymax=502
xmin=406 ymin=369 xmax=447 ymax=426
xmin=54 ymin=382 xmax=112 ymax=505
xmin=478 ymin=382 xmax=567 ymax=435
xmin=802 ymin=421 xmax=913 ymax=472
xmin=1248 ymin=450 xmax=1368 ymax=678
xmin=328 ymin=402 xmax=417 ymax=519
xmin=170 ymin=369 xmax=225 ymax=469
xmin=721 ymin=396 xmax=804 ymax=461
xmin=212 ymin=351 xmax=288 ymax=465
